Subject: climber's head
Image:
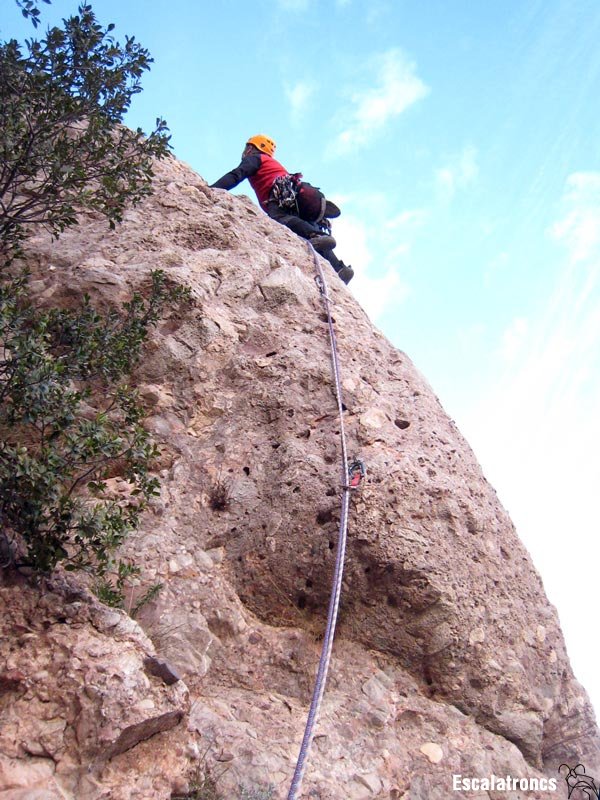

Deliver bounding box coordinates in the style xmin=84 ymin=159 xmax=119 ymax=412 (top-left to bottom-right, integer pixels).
xmin=244 ymin=134 xmax=276 ymax=158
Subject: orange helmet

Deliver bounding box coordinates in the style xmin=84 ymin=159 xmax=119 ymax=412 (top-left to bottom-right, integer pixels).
xmin=246 ymin=134 xmax=276 ymax=157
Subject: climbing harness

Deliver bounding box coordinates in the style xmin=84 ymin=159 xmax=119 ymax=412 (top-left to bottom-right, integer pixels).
xmin=271 ymin=174 xmax=335 ymax=227
xmin=286 ymin=243 xmax=364 ymax=800
xmin=271 ymin=174 xmax=301 ymax=210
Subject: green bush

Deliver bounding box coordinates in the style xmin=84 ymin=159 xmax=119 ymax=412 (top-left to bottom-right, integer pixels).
xmin=239 ymin=786 xmax=275 ymax=800
xmin=171 ymin=772 xmax=275 ymax=800
xmin=0 ymin=2 xmax=185 ymax=597
xmin=0 ymin=268 xmax=189 ymax=575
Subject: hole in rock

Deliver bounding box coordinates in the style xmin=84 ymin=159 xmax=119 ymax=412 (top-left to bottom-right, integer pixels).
xmin=395 ymin=419 xmax=410 ymax=430
xmin=305 ymin=579 xmax=313 ymax=589
xmin=243 ymin=466 xmax=250 ymax=476
xmin=316 ymin=509 xmax=333 ymax=525
xmin=297 ymin=593 xmax=307 ymax=609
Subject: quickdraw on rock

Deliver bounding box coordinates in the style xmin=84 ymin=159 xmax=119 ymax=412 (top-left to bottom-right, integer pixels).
xmin=314 ymin=274 xmax=326 ymax=296
xmin=347 ymin=458 xmax=366 ymax=489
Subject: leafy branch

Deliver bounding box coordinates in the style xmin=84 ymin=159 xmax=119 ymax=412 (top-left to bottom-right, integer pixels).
xmin=0 ymin=270 xmax=190 ymax=575
xmin=1 ymin=3 xmax=170 ymax=247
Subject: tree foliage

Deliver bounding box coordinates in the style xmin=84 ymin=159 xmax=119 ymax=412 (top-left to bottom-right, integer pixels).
xmin=15 ymin=0 xmax=52 ymax=28
xmin=0 ymin=3 xmax=187 ymax=591
xmin=0 ymin=269 xmax=189 ymax=574
xmin=1 ymin=2 xmax=170 ymax=246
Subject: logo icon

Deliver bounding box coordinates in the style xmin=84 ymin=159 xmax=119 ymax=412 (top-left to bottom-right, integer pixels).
xmin=559 ymin=763 xmax=600 ymax=799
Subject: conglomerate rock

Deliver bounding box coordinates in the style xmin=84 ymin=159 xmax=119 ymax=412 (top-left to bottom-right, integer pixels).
xmin=1 ymin=154 xmax=598 ymax=799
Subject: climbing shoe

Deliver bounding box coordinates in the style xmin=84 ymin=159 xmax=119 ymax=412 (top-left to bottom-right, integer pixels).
xmin=337 ymin=264 xmax=354 ymax=284
xmin=309 ymin=233 xmax=336 ymax=253
xmin=324 ymin=199 xmax=341 ymax=218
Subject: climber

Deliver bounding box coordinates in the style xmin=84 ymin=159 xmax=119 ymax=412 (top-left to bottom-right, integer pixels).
xmin=210 ymin=135 xmax=354 ymax=284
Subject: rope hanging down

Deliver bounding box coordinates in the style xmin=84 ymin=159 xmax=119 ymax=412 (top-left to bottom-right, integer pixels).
xmin=286 ymin=244 xmax=361 ymax=800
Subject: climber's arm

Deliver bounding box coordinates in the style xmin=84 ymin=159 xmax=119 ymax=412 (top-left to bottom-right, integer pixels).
xmin=210 ymin=154 xmax=261 ymax=190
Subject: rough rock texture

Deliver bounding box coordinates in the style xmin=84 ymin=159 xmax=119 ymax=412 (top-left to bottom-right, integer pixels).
xmin=0 ymin=572 xmax=189 ymax=799
xmin=1 ymin=154 xmax=599 ymax=799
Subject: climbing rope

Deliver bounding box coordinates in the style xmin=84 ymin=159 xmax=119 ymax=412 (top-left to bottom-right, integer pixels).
xmin=286 ymin=244 xmax=359 ymax=800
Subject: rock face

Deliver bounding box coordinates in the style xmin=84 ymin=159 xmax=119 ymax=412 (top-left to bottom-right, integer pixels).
xmin=1 ymin=154 xmax=598 ymax=799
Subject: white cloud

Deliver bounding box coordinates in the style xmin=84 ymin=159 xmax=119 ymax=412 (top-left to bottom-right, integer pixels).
xmin=435 ymin=146 xmax=479 ymax=198
xmin=332 ymin=214 xmax=372 ymax=270
xmin=330 ymin=49 xmax=429 ymax=155
xmin=456 ymin=322 xmax=487 ymax=360
xmin=550 ymin=171 xmax=600 ymax=262
xmin=465 ymin=172 xmax=600 ymax=504
xmin=325 ymin=191 xmax=426 ymax=318
xmin=366 ymin=1 xmax=391 ymax=26
xmin=332 ymin=213 xmax=409 ymax=318
xmin=483 ymin=251 xmax=509 ymax=287
xmin=354 ymin=268 xmax=408 ymax=320
xmin=459 ymin=170 xmax=600 ymax=715
xmin=385 ymin=209 xmax=428 ymax=231
xmin=285 ymin=80 xmax=315 ymax=123
xmin=498 ymin=316 xmax=529 ymax=363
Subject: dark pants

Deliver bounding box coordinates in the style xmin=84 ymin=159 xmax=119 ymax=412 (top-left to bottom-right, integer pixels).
xmin=265 ymin=200 xmax=342 ymax=274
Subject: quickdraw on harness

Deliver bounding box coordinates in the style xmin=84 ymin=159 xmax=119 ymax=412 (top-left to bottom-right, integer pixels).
xmin=271 ymin=173 xmax=302 ymax=210
xmin=271 ymin=173 xmax=333 ymax=229
xmin=286 ymin=242 xmax=366 ymax=800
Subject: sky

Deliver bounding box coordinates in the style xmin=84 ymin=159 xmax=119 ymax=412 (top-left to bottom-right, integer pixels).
xmin=4 ymin=0 xmax=600 ymax=721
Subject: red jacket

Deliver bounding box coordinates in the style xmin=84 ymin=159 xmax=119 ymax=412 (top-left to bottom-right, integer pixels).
xmin=248 ymin=155 xmax=288 ymax=208
xmin=211 ymin=153 xmax=288 ymax=209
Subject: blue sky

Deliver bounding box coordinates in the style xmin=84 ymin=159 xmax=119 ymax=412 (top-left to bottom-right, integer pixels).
xmin=5 ymin=0 xmax=600 ymax=717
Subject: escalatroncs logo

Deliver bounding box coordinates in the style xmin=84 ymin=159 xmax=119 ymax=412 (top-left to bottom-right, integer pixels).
xmin=560 ymin=763 xmax=600 ymax=799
